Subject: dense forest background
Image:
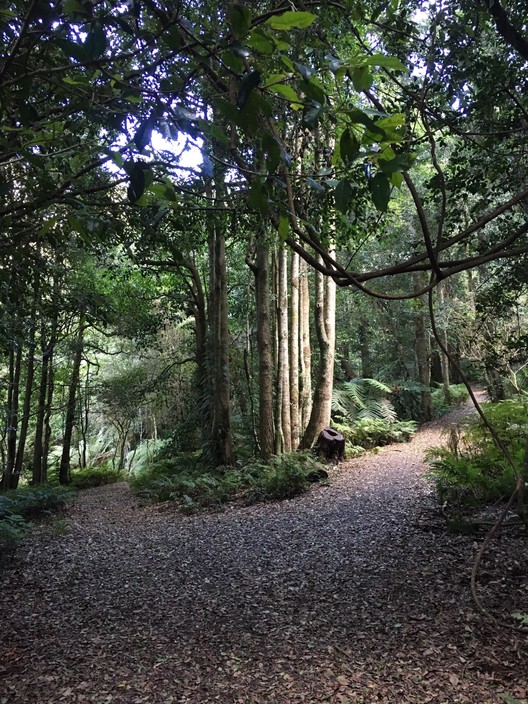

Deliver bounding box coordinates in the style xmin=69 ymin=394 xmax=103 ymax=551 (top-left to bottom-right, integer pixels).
xmin=1 ymin=0 xmax=527 ymax=499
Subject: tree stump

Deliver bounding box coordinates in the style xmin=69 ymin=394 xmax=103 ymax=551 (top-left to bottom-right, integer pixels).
xmin=314 ymin=427 xmax=345 ymax=462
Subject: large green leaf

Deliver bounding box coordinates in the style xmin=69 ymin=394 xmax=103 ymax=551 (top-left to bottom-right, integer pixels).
xmin=335 ymin=179 xmax=353 ymax=214
xmin=237 ymin=70 xmax=261 ymax=108
xmin=266 ymin=11 xmax=316 ymax=30
xmin=228 ymin=5 xmax=252 ymax=39
xmin=340 ymin=129 xmax=360 ymax=165
xmin=370 ymin=172 xmax=391 ymax=212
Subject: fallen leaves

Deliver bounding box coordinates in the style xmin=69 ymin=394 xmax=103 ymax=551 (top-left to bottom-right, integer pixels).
xmin=1 ymin=399 xmax=526 ymax=703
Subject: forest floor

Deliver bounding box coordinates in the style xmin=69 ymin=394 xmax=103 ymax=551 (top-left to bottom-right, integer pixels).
xmin=1 ymin=396 xmax=527 ymax=704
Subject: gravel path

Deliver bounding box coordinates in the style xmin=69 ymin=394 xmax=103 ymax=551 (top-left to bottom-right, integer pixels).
xmin=1 ymin=397 xmax=527 ymax=703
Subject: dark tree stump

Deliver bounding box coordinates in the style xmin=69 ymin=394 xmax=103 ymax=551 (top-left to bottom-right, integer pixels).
xmin=314 ymin=427 xmax=345 ymax=462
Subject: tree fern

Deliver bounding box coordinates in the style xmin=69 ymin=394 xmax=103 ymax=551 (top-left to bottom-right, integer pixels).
xmin=332 ymin=378 xmax=396 ymax=423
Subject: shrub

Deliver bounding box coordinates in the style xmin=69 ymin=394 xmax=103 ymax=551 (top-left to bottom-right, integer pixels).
xmin=426 ymin=399 xmax=528 ymax=509
xmin=333 ymin=419 xmax=417 ymax=451
xmin=0 ymin=485 xmax=73 ymax=519
xmin=70 ymin=466 xmax=124 ymax=490
xmin=431 ymin=384 xmax=470 ymax=417
xmin=129 ymin=451 xmax=327 ymax=511
xmin=243 ymin=452 xmax=326 ymax=504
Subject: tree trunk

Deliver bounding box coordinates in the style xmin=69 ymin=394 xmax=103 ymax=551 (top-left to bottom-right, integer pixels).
xmin=437 ymin=281 xmax=451 ymax=404
xmin=3 ymin=341 xmax=23 ymax=489
xmin=58 ymin=312 xmax=86 ymax=484
xmin=209 ymin=220 xmax=233 ymax=467
xmin=299 ymin=257 xmax=312 ymax=431
xmin=289 ymin=250 xmax=300 ymax=449
xmin=359 ymin=321 xmax=372 ymax=379
xmin=255 ymin=234 xmax=275 ymax=460
xmin=277 ymin=246 xmax=292 ymax=452
xmin=413 ymin=272 xmax=433 ymax=421
xmin=300 ymin=252 xmax=336 ymax=449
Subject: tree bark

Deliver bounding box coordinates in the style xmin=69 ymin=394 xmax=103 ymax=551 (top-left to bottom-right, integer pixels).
xmin=289 ymin=249 xmax=300 ymax=449
xmin=254 ymin=234 xmax=275 ymax=460
xmin=277 ymin=246 xmax=292 ymax=452
xmin=437 ymin=281 xmax=451 ymax=403
xmin=58 ymin=312 xmax=86 ymax=484
xmin=2 ymin=342 xmax=23 ymax=489
xmin=300 ymin=252 xmax=336 ymax=449
xmin=299 ymin=257 xmax=312 ymax=431
xmin=413 ymin=272 xmax=433 ymax=421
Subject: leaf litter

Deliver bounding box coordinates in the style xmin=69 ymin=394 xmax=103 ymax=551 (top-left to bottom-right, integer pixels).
xmin=1 ymin=397 xmax=527 ymax=703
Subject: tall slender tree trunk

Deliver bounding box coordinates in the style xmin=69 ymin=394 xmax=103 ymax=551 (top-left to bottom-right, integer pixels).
xmin=413 ymin=272 xmax=433 ymax=421
xmin=359 ymin=321 xmax=372 ymax=379
xmin=59 ymin=312 xmax=86 ymax=484
xmin=289 ymin=250 xmax=300 ymax=449
xmin=3 ymin=342 xmax=23 ymax=489
xmin=209 ymin=221 xmax=233 ymax=467
xmin=277 ymin=246 xmax=292 ymax=452
xmin=254 ymin=234 xmax=275 ymax=460
xmin=437 ymin=281 xmax=451 ymax=403
xmin=299 ymin=258 xmax=312 ymax=430
xmin=300 ymin=252 xmax=336 ymax=449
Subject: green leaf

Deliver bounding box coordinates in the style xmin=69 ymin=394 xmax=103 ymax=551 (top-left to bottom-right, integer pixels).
xmin=300 ymin=77 xmax=326 ymax=104
xmin=266 ymin=11 xmax=316 ymax=30
xmin=303 ymin=102 xmax=324 ymax=129
xmin=127 ymin=163 xmax=153 ymax=203
xmin=278 ymin=214 xmax=289 ymax=240
xmin=228 ymin=5 xmax=252 ymax=39
xmin=62 ymin=0 xmax=87 ymax=15
xmin=248 ymin=180 xmax=268 ymax=215
xmin=246 ymin=29 xmax=274 ymax=54
xmin=335 ymin=179 xmax=353 ymax=214
xmin=56 ymin=38 xmax=88 ymax=62
xmin=351 ymin=66 xmax=374 ymax=91
xmin=340 ymin=129 xmax=360 ymax=165
xmin=133 ymin=114 xmax=156 ymax=152
xmin=379 ymin=153 xmax=415 ymax=175
xmin=390 ymin=172 xmax=404 ymax=188
xmin=363 ymin=54 xmax=407 ymax=71
xmin=346 ymin=109 xmax=385 ymax=138
xmin=266 ymin=84 xmax=302 ymax=103
xmin=262 ymin=132 xmax=281 ymax=174
xmin=307 ymin=178 xmax=325 ymax=195
xmin=161 ymin=26 xmax=184 ymax=51
xmin=84 ymin=25 xmax=107 ymax=60
xmin=237 ymin=70 xmax=261 ymax=108
xmin=370 ymin=172 xmax=391 ymax=212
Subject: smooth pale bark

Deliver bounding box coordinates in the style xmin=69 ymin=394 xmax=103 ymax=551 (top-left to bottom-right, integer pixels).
xmin=277 ymin=246 xmax=292 ymax=452
xmin=59 ymin=312 xmax=86 ymax=484
xmin=300 ymin=252 xmax=336 ymax=449
xmin=209 ymin=221 xmax=233 ymax=467
xmin=413 ymin=272 xmax=433 ymax=421
xmin=255 ymin=237 xmax=274 ymax=460
xmin=299 ymin=257 xmax=312 ymax=430
xmin=289 ymin=250 xmax=300 ymax=449
xmin=437 ymin=281 xmax=451 ymax=403
xmin=14 ymin=320 xmax=37 ymax=479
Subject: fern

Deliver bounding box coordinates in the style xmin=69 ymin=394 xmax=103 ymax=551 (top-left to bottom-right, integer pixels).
xmin=332 ymin=378 xmax=396 ymax=423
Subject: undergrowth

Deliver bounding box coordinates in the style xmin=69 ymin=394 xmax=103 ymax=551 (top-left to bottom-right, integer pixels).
xmin=333 ymin=418 xmax=417 ymax=453
xmin=129 ymin=451 xmax=327 ymax=512
xmin=0 ymin=485 xmax=73 ymax=562
xmin=431 ymin=384 xmax=470 ymax=418
xmin=426 ymin=399 xmax=528 ymax=512
xmin=70 ymin=465 xmax=124 ymax=489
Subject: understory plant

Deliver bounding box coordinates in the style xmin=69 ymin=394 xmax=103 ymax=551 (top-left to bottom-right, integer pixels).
xmin=69 ymin=465 xmax=124 ymax=489
xmin=431 ymin=384 xmax=470 ymax=418
xmin=333 ymin=418 xmax=417 ymax=452
xmin=0 ymin=485 xmax=73 ymax=562
xmin=426 ymin=399 xmax=528 ymax=512
xmin=129 ymin=451 xmax=326 ymax=512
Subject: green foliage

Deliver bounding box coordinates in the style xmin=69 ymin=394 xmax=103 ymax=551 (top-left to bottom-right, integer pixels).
xmin=129 ymin=451 xmax=326 ymax=511
xmin=431 ymin=384 xmax=469 ymax=418
xmin=426 ymin=400 xmax=528 ymax=508
xmin=332 ymin=378 xmax=396 ymax=424
xmin=70 ymin=466 xmax=124 ymax=490
xmin=0 ymin=485 xmax=73 ymax=519
xmin=333 ymin=418 xmax=417 ymax=451
xmin=0 ymin=484 xmax=72 ymax=562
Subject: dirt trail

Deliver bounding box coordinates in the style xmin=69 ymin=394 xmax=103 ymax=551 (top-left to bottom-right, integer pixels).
xmin=1 ymin=396 xmax=527 ymax=703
